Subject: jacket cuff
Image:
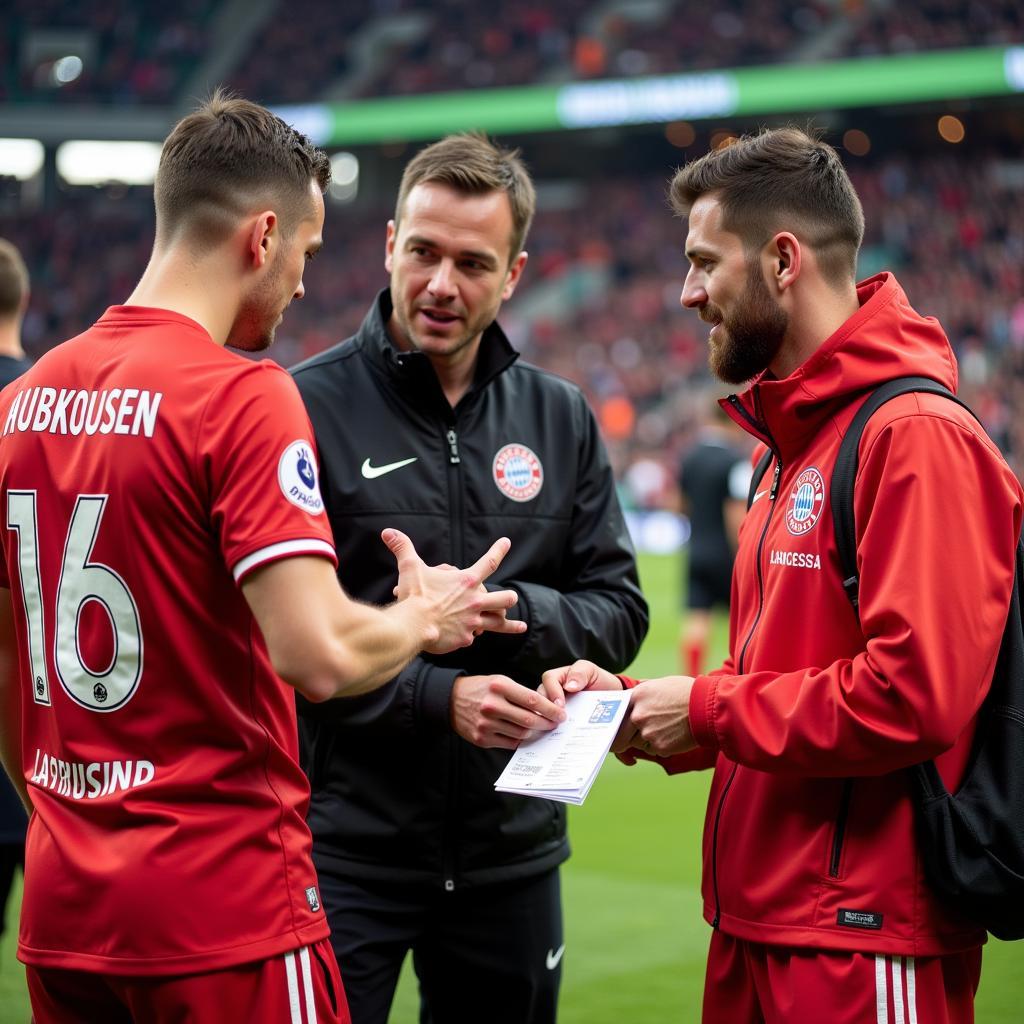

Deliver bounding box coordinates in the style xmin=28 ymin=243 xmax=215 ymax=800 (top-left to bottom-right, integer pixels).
xmin=688 ymin=674 xmax=721 ymax=751
xmin=415 ymin=666 xmax=465 ymax=731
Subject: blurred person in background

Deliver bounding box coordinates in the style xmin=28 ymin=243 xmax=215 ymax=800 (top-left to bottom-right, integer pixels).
xmin=0 ymin=94 xmax=527 ymax=1024
xmin=292 ymin=132 xmax=648 ymax=1024
xmin=543 ymin=127 xmax=1022 ymax=1024
xmin=0 ymin=237 xmax=31 ymax=946
xmin=0 ymin=239 xmax=32 ymax=389
xmin=677 ymin=398 xmax=752 ymax=676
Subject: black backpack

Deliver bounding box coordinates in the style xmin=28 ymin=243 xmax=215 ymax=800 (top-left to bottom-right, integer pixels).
xmin=747 ymin=376 xmax=1024 ymax=940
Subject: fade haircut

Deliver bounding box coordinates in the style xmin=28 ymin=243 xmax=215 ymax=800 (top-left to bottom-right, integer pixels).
xmin=0 ymin=238 xmax=28 ymax=318
xmin=155 ymin=88 xmax=331 ymax=248
xmin=670 ymin=127 xmax=865 ymax=285
xmin=395 ymin=132 xmax=536 ymax=264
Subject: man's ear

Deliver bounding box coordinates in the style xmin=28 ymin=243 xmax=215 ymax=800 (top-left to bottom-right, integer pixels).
xmin=384 ymin=220 xmax=397 ymax=274
xmin=247 ymin=211 xmax=278 ymax=269
xmin=766 ymin=232 xmax=801 ymax=294
xmin=501 ymin=251 xmax=528 ymax=301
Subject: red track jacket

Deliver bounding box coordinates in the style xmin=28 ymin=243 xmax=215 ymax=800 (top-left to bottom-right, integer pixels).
xmin=667 ymin=273 xmax=1022 ymax=955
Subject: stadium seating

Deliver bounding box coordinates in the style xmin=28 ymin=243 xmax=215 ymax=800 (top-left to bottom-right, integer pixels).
xmin=7 ymin=0 xmax=1021 ymax=108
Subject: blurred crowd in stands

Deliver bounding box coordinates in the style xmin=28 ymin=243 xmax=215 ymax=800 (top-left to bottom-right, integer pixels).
xmin=2 ymin=146 xmax=1022 ymax=508
xmin=3 ymin=0 xmax=1022 ymax=105
xmin=1 ymin=0 xmax=215 ymax=105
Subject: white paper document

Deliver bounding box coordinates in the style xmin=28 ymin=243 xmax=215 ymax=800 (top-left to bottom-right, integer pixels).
xmin=494 ymin=689 xmax=632 ymax=806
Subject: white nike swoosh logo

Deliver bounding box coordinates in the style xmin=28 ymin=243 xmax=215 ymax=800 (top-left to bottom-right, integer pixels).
xmin=361 ymin=457 xmax=418 ymax=479
xmin=751 ymin=489 xmax=769 ymax=503
xmin=545 ymin=944 xmax=565 ymax=970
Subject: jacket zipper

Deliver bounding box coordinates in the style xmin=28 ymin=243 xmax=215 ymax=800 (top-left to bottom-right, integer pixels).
xmin=709 ymin=764 xmax=738 ymax=928
xmin=711 ymin=418 xmax=781 ymax=929
xmin=442 ymin=424 xmax=464 ymax=891
xmin=829 ymin=779 xmax=854 ymax=878
xmin=446 ymin=428 xmax=461 ymax=466
xmin=736 ymin=458 xmax=781 ymax=672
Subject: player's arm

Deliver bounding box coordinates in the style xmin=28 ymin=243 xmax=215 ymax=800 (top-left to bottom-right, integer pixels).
xmin=242 ymin=531 xmax=526 ymax=703
xmin=0 ymin=587 xmax=30 ymax=813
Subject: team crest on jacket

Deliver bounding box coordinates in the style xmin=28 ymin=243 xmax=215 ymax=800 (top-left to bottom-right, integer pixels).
xmin=278 ymin=440 xmax=325 ymax=515
xmin=785 ymin=466 xmax=825 ymax=536
xmin=493 ymin=443 xmax=543 ymax=502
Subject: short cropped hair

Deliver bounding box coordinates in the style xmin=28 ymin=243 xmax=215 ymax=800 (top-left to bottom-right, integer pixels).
xmin=155 ymin=89 xmax=331 ymax=248
xmin=0 ymin=238 xmax=28 ymax=318
xmin=670 ymin=127 xmax=865 ymax=285
xmin=395 ymin=133 xmax=536 ymax=263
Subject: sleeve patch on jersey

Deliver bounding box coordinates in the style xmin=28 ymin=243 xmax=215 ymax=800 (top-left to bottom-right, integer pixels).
xmin=277 ymin=440 xmax=325 ymax=515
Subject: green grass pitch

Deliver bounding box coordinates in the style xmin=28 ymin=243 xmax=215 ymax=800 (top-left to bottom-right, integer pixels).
xmin=1 ymin=552 xmax=1021 ymax=1021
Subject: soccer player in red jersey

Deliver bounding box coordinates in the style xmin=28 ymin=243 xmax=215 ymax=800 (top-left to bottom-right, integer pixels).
xmin=0 ymin=92 xmax=548 ymax=1024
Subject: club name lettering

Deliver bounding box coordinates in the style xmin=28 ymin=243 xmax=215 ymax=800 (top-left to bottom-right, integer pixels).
xmin=30 ymin=748 xmax=155 ymax=801
xmin=769 ymin=549 xmax=822 ymax=570
xmin=3 ymin=387 xmax=163 ymax=438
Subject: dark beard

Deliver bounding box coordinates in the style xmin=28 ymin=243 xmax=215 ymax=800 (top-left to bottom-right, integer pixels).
xmin=708 ymin=262 xmax=788 ymax=385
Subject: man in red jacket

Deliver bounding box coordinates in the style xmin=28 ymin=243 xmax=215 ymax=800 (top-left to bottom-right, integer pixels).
xmin=544 ymin=128 xmax=1022 ymax=1023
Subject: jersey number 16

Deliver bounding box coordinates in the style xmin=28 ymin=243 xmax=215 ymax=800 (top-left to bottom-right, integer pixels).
xmin=7 ymin=492 xmax=143 ymax=713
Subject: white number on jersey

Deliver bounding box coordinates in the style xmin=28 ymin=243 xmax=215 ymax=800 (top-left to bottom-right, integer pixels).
xmin=7 ymin=492 xmax=143 ymax=712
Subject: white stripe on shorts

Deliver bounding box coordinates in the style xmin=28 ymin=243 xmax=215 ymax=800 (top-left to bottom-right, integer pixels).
xmin=892 ymin=956 xmax=906 ymax=1024
xmin=300 ymin=946 xmax=318 ymax=1024
xmin=285 ymin=951 xmax=302 ymax=1024
xmin=875 ymin=955 xmax=888 ymax=1024
xmin=874 ymin=954 xmax=918 ymax=1024
xmin=906 ymin=957 xmax=918 ymax=1024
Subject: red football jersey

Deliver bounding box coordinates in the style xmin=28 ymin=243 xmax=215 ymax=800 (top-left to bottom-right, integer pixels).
xmin=0 ymin=306 xmax=337 ymax=974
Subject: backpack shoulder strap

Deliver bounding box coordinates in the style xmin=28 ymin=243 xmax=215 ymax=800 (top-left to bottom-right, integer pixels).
xmin=831 ymin=376 xmax=974 ymax=611
xmin=747 ymin=448 xmax=775 ymax=510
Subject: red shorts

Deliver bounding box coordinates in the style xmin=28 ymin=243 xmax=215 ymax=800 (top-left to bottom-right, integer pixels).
xmin=26 ymin=939 xmax=349 ymax=1024
xmin=703 ymin=930 xmax=982 ymax=1024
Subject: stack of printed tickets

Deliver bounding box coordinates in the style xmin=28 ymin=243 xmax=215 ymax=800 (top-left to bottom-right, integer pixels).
xmin=494 ymin=689 xmax=632 ymax=805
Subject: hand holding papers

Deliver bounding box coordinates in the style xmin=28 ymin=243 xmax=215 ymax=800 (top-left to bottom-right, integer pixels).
xmin=494 ymin=689 xmax=632 ymax=805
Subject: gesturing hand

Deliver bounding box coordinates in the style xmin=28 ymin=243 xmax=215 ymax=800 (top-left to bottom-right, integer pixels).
xmin=382 ymin=529 xmax=527 ymax=654
xmin=452 ymin=675 xmax=565 ymax=750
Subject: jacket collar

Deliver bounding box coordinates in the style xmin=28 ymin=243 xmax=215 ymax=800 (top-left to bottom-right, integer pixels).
xmin=358 ymin=289 xmax=520 ymax=406
xmin=723 ymin=273 xmax=959 ymax=460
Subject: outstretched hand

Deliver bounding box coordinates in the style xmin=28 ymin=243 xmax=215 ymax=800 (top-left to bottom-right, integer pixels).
xmin=539 ymin=660 xmax=647 ymax=754
xmin=612 ymin=675 xmax=698 ymax=758
xmin=382 ymin=529 xmax=527 ymax=654
xmin=539 ymin=659 xmax=623 ymax=704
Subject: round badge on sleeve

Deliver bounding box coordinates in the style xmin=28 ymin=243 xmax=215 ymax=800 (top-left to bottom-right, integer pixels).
xmin=785 ymin=466 xmax=825 ymax=536
xmin=493 ymin=443 xmax=543 ymax=502
xmin=278 ymin=440 xmax=325 ymax=515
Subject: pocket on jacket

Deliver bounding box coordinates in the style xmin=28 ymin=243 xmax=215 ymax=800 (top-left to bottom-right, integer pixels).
xmin=828 ymin=779 xmax=855 ymax=879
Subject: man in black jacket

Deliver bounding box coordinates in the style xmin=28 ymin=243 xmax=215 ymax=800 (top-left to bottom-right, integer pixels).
xmin=291 ymin=134 xmax=648 ymax=1024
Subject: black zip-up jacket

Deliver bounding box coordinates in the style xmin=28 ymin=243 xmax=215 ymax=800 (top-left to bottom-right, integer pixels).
xmin=290 ymin=291 xmax=648 ymax=888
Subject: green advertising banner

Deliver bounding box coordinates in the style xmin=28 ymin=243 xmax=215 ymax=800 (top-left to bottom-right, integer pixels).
xmin=272 ymin=46 xmax=1024 ymax=146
